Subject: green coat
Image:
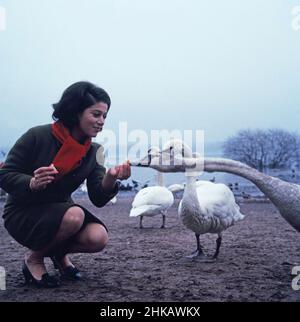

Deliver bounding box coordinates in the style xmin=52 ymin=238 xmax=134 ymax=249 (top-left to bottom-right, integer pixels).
xmin=0 ymin=124 xmax=118 ymax=250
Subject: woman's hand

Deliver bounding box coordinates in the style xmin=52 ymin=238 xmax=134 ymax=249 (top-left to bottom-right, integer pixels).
xmin=107 ymin=160 xmax=131 ymax=180
xmin=101 ymin=161 xmax=131 ymax=192
xmin=29 ymin=164 xmax=59 ymax=191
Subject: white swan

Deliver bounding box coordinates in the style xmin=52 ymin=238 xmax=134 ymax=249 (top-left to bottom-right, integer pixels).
xmin=165 ymin=140 xmax=245 ymax=259
xmin=129 ymin=148 xmax=174 ymax=228
xmin=132 ymin=140 xmax=245 ymax=258
xmin=180 ymin=177 xmax=244 ymax=259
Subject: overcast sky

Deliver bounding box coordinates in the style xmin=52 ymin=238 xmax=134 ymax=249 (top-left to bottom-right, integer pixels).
xmin=0 ymin=0 xmax=299 ymax=148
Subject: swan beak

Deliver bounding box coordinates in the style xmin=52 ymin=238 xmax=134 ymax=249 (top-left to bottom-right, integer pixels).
xmin=130 ymin=155 xmax=151 ymax=167
xmin=130 ymin=148 xmax=159 ymax=167
xmin=131 ymin=150 xmax=201 ymax=173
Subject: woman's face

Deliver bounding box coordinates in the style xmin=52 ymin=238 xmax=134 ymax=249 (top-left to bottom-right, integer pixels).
xmin=78 ymin=102 xmax=108 ymax=138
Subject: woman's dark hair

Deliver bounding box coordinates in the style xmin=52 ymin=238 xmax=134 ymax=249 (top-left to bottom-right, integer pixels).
xmin=52 ymin=81 xmax=111 ymax=129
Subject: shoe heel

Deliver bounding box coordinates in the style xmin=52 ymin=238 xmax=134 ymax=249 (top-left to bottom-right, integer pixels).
xmin=22 ymin=260 xmax=60 ymax=288
xmin=50 ymin=256 xmax=81 ymax=281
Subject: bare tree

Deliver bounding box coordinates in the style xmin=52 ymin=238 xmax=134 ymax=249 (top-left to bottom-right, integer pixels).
xmin=223 ymin=129 xmax=300 ymax=170
xmin=267 ymin=129 xmax=299 ymax=168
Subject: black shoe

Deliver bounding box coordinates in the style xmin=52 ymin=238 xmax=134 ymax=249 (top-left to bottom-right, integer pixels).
xmin=50 ymin=256 xmax=82 ymax=281
xmin=22 ymin=260 xmax=60 ymax=288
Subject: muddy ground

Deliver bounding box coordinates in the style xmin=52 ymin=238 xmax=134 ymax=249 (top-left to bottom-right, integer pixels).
xmin=1 ymin=195 xmax=300 ymax=302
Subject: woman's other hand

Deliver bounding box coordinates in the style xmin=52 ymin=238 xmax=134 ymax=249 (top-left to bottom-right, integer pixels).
xmin=29 ymin=164 xmax=59 ymax=191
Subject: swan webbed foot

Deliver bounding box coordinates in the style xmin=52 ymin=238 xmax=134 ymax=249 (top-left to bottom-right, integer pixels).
xmin=187 ymin=253 xmax=216 ymax=263
xmin=185 ymin=234 xmax=216 ymax=262
xmin=188 ymin=234 xmax=206 ymax=259
xmin=186 ymin=249 xmax=217 ymax=262
xmin=186 ymin=249 xmax=205 ymax=259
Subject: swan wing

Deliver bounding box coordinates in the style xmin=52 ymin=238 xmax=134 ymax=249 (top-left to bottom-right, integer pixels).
xmin=196 ymin=182 xmax=245 ymax=224
xmin=129 ymin=204 xmax=165 ymax=217
xmin=132 ymin=186 xmax=174 ymax=208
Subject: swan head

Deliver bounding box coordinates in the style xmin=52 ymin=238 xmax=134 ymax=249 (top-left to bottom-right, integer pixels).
xmin=161 ymin=138 xmax=193 ymax=158
xmin=130 ymin=139 xmax=203 ymax=175
xmin=185 ymin=151 xmax=204 ymax=177
xmin=129 ymin=146 xmax=160 ymax=168
xmin=161 ymin=139 xmax=203 ymax=176
xmin=130 ymin=145 xmax=194 ymax=172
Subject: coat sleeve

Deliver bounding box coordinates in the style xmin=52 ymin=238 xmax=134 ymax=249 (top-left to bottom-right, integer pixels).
xmin=86 ymin=162 xmax=119 ymax=208
xmin=0 ymin=128 xmax=36 ymax=198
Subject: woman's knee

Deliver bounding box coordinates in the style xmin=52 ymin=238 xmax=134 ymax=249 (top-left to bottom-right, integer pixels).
xmin=85 ymin=225 xmax=108 ymax=252
xmin=62 ymin=206 xmax=85 ymax=231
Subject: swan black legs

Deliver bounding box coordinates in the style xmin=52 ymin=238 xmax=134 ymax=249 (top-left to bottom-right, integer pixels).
xmin=160 ymin=214 xmax=166 ymax=229
xmin=213 ymin=234 xmax=222 ymax=259
xmin=195 ymin=233 xmax=203 ymax=254
xmin=187 ymin=233 xmax=221 ymax=261
xmin=139 ymin=214 xmax=166 ymax=228
xmin=139 ymin=216 xmax=143 ymax=229
xmin=187 ymin=233 xmax=204 ymax=258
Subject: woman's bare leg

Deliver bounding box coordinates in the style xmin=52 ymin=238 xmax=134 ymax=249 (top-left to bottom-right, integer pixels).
xmin=66 ymin=223 xmax=108 ymax=254
xmin=26 ymin=206 xmax=85 ymax=279
xmin=49 ymin=223 xmax=108 ymax=273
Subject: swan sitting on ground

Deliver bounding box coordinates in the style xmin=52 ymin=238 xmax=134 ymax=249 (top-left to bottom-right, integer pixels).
xmin=129 ymin=148 xmax=174 ymax=228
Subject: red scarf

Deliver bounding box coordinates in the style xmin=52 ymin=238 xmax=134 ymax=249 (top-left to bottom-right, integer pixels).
xmin=51 ymin=121 xmax=91 ymax=180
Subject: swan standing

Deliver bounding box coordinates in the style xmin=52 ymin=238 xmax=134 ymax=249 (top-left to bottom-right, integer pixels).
xmin=180 ymin=177 xmax=244 ymax=258
xmin=130 ymin=148 xmax=174 ymax=228
xmin=132 ymin=139 xmax=245 ymax=257
xmin=164 ymin=140 xmax=244 ymax=258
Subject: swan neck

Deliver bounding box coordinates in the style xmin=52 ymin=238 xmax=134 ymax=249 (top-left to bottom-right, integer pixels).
xmin=185 ymin=175 xmax=197 ymax=187
xmin=203 ymin=158 xmax=300 ymax=233
xmin=204 ymin=158 xmax=268 ymax=184
xmin=183 ymin=175 xmax=200 ymax=208
xmin=156 ymin=172 xmax=164 ymax=186
xmin=204 ymin=157 xmax=283 ymax=206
